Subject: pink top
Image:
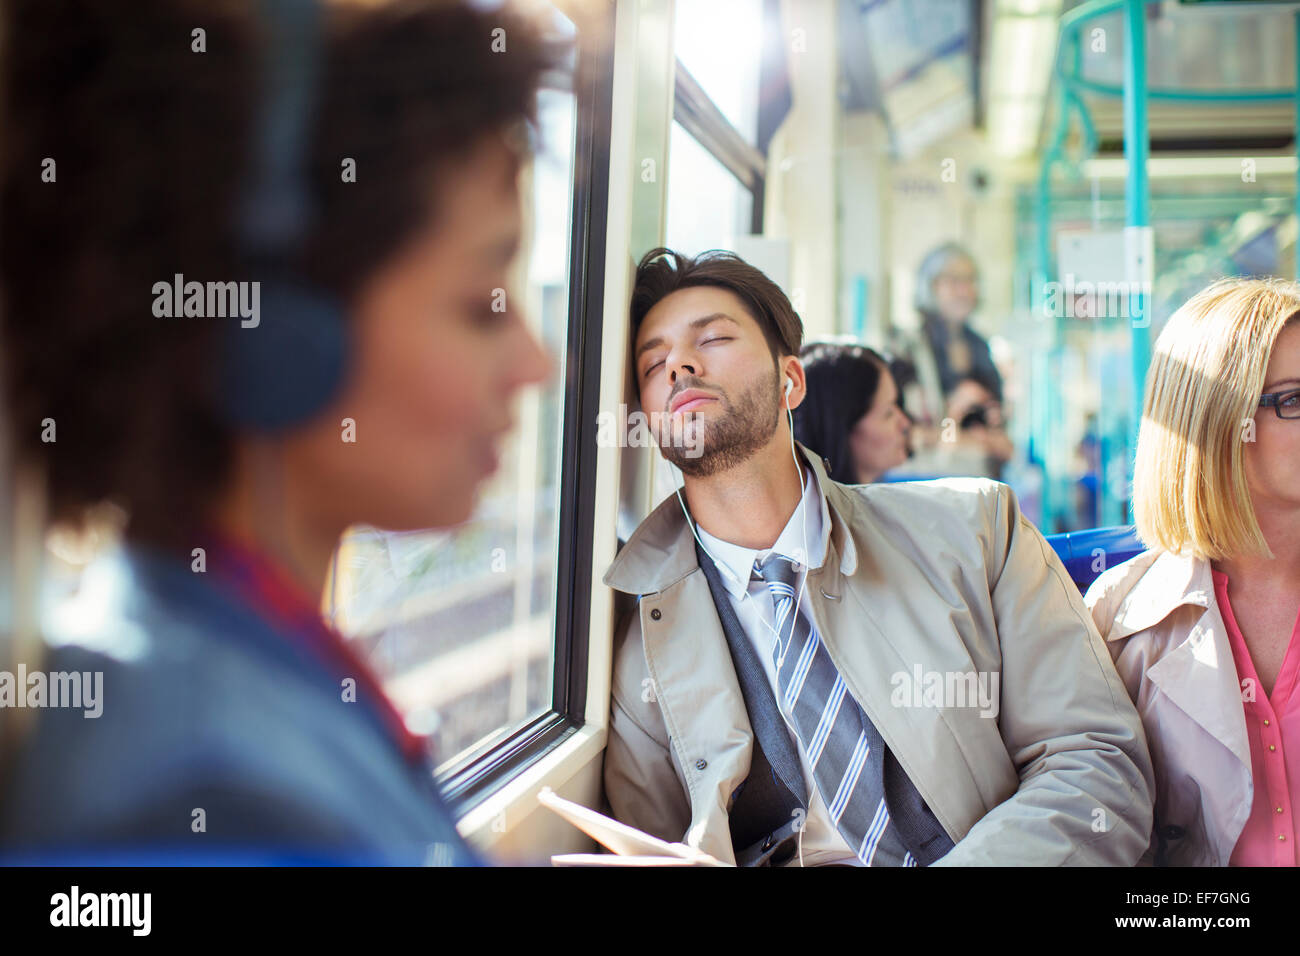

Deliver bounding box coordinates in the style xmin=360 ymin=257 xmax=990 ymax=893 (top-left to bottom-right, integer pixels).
xmin=1212 ymin=568 xmax=1300 ymax=866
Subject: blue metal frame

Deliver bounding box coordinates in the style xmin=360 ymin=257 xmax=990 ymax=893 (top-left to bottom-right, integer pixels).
xmin=1035 ymin=0 xmax=1300 ymax=532
xmin=1122 ymin=0 xmax=1150 ymax=526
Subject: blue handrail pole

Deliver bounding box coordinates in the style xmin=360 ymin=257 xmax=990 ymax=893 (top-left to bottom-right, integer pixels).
xmin=851 ymin=275 xmax=867 ymax=341
xmin=1035 ymin=175 xmax=1054 ymax=529
xmin=1043 ymin=0 xmax=1300 ymax=528
xmin=1122 ymin=0 xmax=1151 ymax=527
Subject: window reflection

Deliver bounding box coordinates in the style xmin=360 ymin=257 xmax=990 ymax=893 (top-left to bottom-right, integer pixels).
xmin=328 ymin=85 xmax=576 ymax=771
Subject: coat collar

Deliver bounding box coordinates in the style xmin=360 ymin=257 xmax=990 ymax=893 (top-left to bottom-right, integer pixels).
xmin=696 ymin=457 xmax=828 ymax=601
xmin=1103 ymin=549 xmax=1213 ymax=643
xmin=1103 ymin=548 xmax=1251 ymax=780
xmin=603 ymin=443 xmax=859 ymax=596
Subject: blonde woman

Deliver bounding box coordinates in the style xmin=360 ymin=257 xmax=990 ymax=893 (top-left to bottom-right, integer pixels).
xmin=1085 ymin=278 xmax=1300 ymax=866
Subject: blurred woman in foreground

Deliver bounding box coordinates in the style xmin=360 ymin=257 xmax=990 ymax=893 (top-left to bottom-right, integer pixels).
xmin=0 ymin=0 xmax=551 ymax=863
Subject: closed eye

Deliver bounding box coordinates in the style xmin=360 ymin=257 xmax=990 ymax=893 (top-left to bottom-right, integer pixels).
xmin=642 ymin=336 xmax=732 ymax=378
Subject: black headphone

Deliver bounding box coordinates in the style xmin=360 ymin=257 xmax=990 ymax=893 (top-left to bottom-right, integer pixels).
xmin=213 ymin=0 xmax=348 ymax=433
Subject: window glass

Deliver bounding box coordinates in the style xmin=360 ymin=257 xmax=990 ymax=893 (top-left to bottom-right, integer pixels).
xmin=673 ymin=0 xmax=763 ymax=143
xmin=327 ymin=84 xmax=576 ymax=772
xmin=664 ymin=120 xmax=754 ymax=257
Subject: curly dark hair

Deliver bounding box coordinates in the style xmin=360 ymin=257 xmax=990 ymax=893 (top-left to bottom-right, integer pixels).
xmin=0 ymin=0 xmax=553 ymax=548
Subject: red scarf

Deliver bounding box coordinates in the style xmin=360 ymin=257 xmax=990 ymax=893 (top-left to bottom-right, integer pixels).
xmin=203 ymin=529 xmax=430 ymax=766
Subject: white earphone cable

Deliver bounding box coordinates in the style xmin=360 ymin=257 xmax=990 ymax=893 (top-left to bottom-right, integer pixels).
xmin=670 ymin=374 xmax=815 ymax=866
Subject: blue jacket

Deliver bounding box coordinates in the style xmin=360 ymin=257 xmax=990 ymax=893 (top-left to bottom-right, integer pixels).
xmin=0 ymin=545 xmax=477 ymax=865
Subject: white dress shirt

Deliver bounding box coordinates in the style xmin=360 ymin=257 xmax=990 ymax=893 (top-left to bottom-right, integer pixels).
xmin=695 ymin=464 xmax=862 ymax=867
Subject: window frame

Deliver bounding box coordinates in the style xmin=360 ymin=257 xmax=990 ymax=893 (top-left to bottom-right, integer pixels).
xmin=672 ymin=62 xmax=766 ymax=194
xmin=670 ymin=0 xmax=784 ymax=235
xmin=437 ymin=2 xmax=615 ymax=817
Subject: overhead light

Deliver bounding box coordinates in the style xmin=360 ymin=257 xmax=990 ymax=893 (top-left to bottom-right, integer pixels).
xmin=989 ymin=98 xmax=1044 ymax=156
xmin=995 ymin=0 xmax=1060 ymax=15
xmin=989 ymin=17 xmax=1058 ymax=100
xmin=986 ymin=1 xmax=1063 ymax=158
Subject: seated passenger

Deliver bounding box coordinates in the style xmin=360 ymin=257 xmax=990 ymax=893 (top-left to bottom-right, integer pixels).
xmin=791 ymin=342 xmax=910 ymax=484
xmin=0 ymin=0 xmax=550 ymax=863
xmin=1085 ymin=278 xmax=1300 ymax=866
xmin=602 ymin=247 xmax=1154 ymax=866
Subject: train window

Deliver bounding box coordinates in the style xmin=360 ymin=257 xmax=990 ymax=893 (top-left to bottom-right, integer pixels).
xmin=665 ymin=119 xmax=754 ymax=255
xmin=657 ymin=2 xmax=783 ymax=500
xmin=327 ymin=81 xmax=574 ymax=765
xmin=664 ymin=1 xmax=771 ymax=256
xmin=673 ymin=0 xmax=763 ymax=145
xmin=325 ymin=2 xmax=610 ymax=814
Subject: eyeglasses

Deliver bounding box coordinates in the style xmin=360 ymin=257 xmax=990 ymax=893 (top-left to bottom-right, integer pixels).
xmin=1259 ymin=388 xmax=1300 ymax=419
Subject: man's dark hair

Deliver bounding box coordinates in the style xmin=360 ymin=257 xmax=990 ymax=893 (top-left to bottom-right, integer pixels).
xmin=0 ymin=0 xmax=552 ymax=548
xmin=630 ymin=247 xmax=804 ymax=368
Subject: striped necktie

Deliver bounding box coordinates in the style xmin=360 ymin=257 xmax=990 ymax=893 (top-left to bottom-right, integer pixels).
xmin=755 ymin=552 xmax=914 ymax=866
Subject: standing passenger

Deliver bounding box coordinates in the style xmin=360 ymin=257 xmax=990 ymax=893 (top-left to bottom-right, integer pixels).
xmin=1086 ymin=278 xmax=1300 ymax=866
xmin=890 ymin=243 xmax=1003 ymax=441
xmin=0 ymin=0 xmax=551 ymax=863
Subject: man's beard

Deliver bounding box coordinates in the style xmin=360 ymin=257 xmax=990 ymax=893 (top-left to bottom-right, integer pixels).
xmin=662 ymin=370 xmax=782 ymax=478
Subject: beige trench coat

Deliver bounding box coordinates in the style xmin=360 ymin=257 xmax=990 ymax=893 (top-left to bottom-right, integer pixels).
xmin=1084 ymin=549 xmax=1253 ymax=866
xmin=602 ymin=445 xmax=1154 ymax=865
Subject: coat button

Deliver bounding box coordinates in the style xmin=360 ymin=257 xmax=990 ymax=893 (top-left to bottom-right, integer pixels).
xmin=650 ymin=608 xmax=662 ymax=621
xmin=695 ymin=758 xmax=707 ymax=771
xmin=1162 ymin=825 xmax=1185 ymax=840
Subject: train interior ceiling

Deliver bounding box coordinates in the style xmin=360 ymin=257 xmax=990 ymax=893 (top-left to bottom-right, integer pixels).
xmin=13 ymin=0 xmax=1300 ymax=863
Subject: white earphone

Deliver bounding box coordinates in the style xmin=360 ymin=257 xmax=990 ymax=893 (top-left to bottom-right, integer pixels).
xmin=679 ymin=496 xmax=742 ymax=586
xmin=769 ymin=375 xmax=809 ymax=668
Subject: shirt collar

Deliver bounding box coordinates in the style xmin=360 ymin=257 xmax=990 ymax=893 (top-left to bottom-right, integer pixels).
xmin=695 ymin=463 xmax=828 ymax=600
xmin=603 ymin=443 xmax=858 ymax=596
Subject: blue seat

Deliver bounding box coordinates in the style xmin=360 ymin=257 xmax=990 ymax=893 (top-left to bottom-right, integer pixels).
xmin=878 ymin=472 xmax=947 ymax=483
xmin=1044 ymin=525 xmax=1145 ymax=592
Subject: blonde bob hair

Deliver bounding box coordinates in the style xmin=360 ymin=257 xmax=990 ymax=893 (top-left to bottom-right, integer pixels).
xmin=1134 ymin=277 xmax=1300 ymax=559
